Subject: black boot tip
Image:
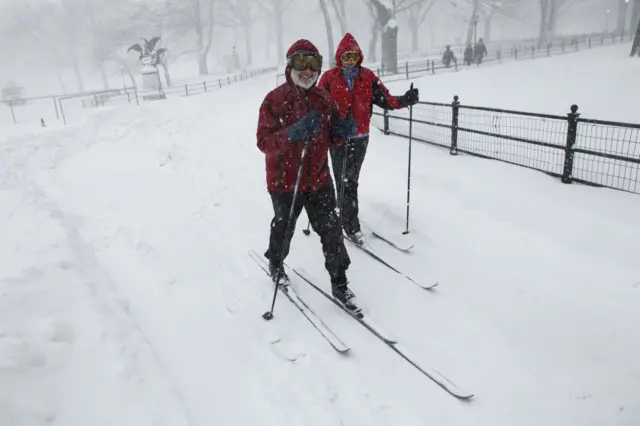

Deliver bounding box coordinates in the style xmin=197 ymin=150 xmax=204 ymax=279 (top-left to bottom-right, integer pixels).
xmin=262 ymin=311 xmax=274 ymax=321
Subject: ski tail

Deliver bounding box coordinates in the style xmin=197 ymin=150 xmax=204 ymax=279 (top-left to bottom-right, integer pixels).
xmin=248 ymin=250 xmax=350 ymax=354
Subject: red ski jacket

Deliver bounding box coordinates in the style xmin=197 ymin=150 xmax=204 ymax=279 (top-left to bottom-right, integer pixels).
xmin=318 ymin=33 xmax=405 ymax=138
xmin=257 ymin=40 xmax=344 ymax=193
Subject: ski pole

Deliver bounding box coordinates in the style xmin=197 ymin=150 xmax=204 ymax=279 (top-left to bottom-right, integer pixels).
xmin=403 ymin=83 xmax=414 ymax=235
xmin=303 ymin=220 xmax=311 ymax=235
xmin=263 ymin=142 xmax=309 ymax=321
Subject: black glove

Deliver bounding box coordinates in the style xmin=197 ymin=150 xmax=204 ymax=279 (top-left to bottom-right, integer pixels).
xmin=331 ymin=116 xmax=358 ymax=140
xmin=400 ymin=87 xmax=419 ymax=107
xmin=286 ymin=110 xmax=322 ymax=143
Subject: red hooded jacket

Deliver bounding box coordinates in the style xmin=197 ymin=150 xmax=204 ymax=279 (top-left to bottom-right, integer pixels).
xmin=256 ymin=39 xmax=344 ymax=193
xmin=318 ymin=33 xmax=404 ymax=138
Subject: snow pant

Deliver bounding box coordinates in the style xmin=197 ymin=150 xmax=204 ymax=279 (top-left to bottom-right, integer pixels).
xmin=264 ymin=184 xmax=350 ymax=283
xmin=330 ymin=136 xmax=369 ymax=235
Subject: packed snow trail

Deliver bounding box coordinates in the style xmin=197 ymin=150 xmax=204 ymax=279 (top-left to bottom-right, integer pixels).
xmin=1 ymin=63 xmax=639 ymax=426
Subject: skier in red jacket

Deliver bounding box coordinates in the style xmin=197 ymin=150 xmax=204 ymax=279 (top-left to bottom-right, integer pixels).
xmin=318 ymin=33 xmax=419 ymax=245
xmin=256 ymin=39 xmax=359 ymax=309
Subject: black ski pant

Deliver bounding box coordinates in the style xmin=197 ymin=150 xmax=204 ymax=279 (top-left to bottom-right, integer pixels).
xmin=330 ymin=136 xmax=369 ymax=235
xmin=264 ymin=184 xmax=350 ymax=282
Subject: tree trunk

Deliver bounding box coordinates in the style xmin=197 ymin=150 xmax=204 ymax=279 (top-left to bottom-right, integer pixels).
xmin=319 ymin=0 xmax=335 ymax=66
xmin=275 ymin=10 xmax=284 ymax=64
xmin=369 ymin=25 xmax=378 ymax=62
xmin=548 ymin=0 xmax=557 ymax=40
xmin=483 ymin=13 xmax=494 ymax=43
xmin=381 ymin=24 xmax=398 ymax=73
xmin=99 ymin=64 xmax=109 ymax=90
xmin=160 ymin=61 xmax=172 ymax=86
xmin=538 ymin=0 xmax=550 ymax=48
xmin=466 ymin=0 xmax=480 ymax=45
xmin=193 ymin=0 xmax=209 ymax=75
xmin=369 ymin=0 xmax=397 ymax=73
xmin=617 ymin=0 xmax=628 ymax=36
xmin=243 ymin=24 xmax=253 ymax=65
xmin=329 ymin=0 xmax=347 ymax=34
xmin=410 ymin=21 xmax=419 ymax=53
xmin=72 ymin=55 xmax=85 ymax=92
xmin=631 ymin=6 xmax=640 ymax=56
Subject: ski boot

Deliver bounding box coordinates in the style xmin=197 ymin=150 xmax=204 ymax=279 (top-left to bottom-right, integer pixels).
xmin=344 ymin=229 xmax=366 ymax=246
xmin=331 ymin=272 xmax=359 ymax=312
xmin=269 ymin=261 xmax=290 ymax=288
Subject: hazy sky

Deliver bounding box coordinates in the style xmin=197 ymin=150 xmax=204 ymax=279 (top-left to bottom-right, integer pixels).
xmin=0 ymin=0 xmax=634 ymax=97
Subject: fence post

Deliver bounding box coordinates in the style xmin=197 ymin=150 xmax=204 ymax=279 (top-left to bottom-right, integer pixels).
xmin=185 ymin=84 xmax=189 ymax=96
xmin=9 ymin=100 xmax=16 ymax=124
xmin=60 ymin=98 xmax=67 ymax=125
xmin=228 ymin=76 xmax=231 ymax=85
xmin=450 ymin=95 xmax=460 ymax=156
xmin=405 ymin=61 xmax=409 ymax=79
xmin=547 ymin=43 xmax=551 ymax=56
xmin=561 ymin=104 xmax=580 ymax=184
xmin=383 ymin=109 xmax=390 ymax=135
xmin=53 ymin=96 xmax=60 ymax=120
xmin=203 ymin=81 xmax=207 ymax=92
xmin=431 ymin=60 xmax=435 ymax=74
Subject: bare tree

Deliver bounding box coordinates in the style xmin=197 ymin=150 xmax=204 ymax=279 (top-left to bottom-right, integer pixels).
xmin=329 ymin=0 xmax=348 ymax=34
xmin=258 ymin=0 xmax=295 ymax=65
xmin=10 ymin=0 xmax=88 ymax=91
xmin=538 ymin=0 xmax=581 ymax=47
xmin=366 ymin=0 xmax=422 ymax=73
xmin=477 ymin=0 xmax=524 ymax=43
xmin=319 ymin=0 xmax=336 ymax=65
xmin=465 ymin=0 xmax=481 ymax=45
xmin=361 ymin=0 xmax=381 ymax=62
xmin=404 ymin=0 xmax=439 ymax=52
xmin=221 ymin=0 xmax=256 ymax=65
xmin=151 ymin=0 xmax=215 ymax=75
xmin=632 ymin=0 xmax=640 ymax=56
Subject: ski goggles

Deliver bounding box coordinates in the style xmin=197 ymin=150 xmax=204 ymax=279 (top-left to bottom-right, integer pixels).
xmin=288 ymin=51 xmax=323 ymax=71
xmin=339 ymin=51 xmax=361 ymax=66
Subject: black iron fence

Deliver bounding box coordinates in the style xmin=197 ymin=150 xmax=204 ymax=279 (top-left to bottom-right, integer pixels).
xmin=276 ymin=31 xmax=634 ymax=86
xmin=1 ymin=66 xmax=278 ymax=127
xmin=372 ymin=99 xmax=640 ymax=194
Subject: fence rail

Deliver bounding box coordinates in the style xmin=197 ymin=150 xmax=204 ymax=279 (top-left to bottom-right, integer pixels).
xmin=372 ymin=98 xmax=640 ymax=194
xmin=276 ymin=31 xmax=634 ymax=86
xmin=1 ymin=66 xmax=278 ymax=127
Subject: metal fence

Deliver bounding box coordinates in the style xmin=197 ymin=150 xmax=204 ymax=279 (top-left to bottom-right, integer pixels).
xmin=372 ymin=98 xmax=640 ymax=194
xmin=276 ymin=32 xmax=634 ymax=86
xmin=1 ymin=66 xmax=278 ymax=127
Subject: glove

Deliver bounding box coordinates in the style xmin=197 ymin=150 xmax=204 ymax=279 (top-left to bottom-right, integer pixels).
xmin=400 ymin=87 xmax=419 ymax=107
xmin=286 ymin=110 xmax=322 ymax=143
xmin=331 ymin=116 xmax=358 ymax=140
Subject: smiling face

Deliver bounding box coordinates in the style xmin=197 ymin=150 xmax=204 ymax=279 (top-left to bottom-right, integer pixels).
xmin=291 ymin=68 xmax=319 ymax=89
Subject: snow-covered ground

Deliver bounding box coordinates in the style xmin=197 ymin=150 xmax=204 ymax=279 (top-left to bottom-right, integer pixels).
xmin=1 ymin=46 xmax=640 ymax=426
xmin=385 ymin=43 xmax=640 ymax=122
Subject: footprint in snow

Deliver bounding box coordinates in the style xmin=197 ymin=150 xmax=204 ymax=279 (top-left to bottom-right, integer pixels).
xmin=268 ymin=336 xmax=307 ymax=363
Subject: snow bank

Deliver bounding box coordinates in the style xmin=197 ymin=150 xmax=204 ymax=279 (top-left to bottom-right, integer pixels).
xmin=386 ymin=43 xmax=640 ymax=123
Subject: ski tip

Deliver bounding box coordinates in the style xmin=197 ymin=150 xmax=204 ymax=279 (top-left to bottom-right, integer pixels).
xmin=422 ymin=281 xmax=439 ymax=290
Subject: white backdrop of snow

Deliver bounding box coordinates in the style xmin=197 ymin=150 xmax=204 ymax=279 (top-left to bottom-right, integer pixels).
xmin=1 ymin=44 xmax=640 ymax=426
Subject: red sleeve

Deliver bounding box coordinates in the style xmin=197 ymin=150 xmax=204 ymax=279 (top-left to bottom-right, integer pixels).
xmin=328 ymin=99 xmax=344 ymax=148
xmin=256 ymin=93 xmax=289 ymax=154
xmin=371 ymin=73 xmax=403 ymax=110
xmin=318 ymin=71 xmax=331 ymax=93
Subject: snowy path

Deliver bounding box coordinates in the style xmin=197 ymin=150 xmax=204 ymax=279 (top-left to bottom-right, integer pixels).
xmin=1 ymin=67 xmax=640 ymax=426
